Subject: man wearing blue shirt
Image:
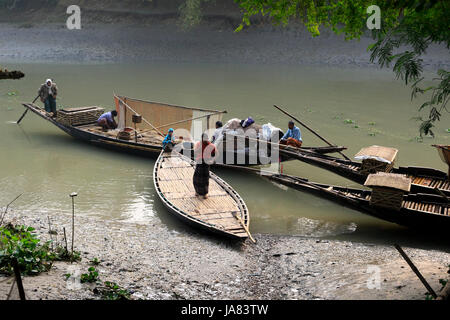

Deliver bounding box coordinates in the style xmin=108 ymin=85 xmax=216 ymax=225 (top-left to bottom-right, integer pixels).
xmin=97 ymin=110 xmax=118 ymax=130
xmin=280 ymin=120 xmax=302 ymax=148
xmin=162 ymin=128 xmax=175 ymax=150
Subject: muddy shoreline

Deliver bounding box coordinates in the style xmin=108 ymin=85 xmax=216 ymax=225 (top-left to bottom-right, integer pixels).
xmin=1 ymin=210 xmax=449 ymax=300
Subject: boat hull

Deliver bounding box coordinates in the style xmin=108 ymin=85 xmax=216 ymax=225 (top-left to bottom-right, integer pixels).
xmin=267 ymin=174 xmax=450 ymax=230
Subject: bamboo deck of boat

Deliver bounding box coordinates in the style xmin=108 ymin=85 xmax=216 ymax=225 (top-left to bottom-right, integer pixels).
xmin=278 ymin=148 xmax=450 ymax=196
xmin=153 ymin=151 xmax=250 ymax=239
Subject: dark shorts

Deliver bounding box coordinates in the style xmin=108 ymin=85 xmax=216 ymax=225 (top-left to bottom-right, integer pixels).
xmin=193 ymin=163 xmax=210 ymax=196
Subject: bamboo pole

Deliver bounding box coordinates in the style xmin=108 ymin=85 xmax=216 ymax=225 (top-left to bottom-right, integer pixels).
xmin=114 ymin=94 xmax=165 ymax=137
xmin=232 ymin=212 xmax=256 ymax=243
xmin=394 ymin=244 xmax=437 ymax=299
xmin=155 ymin=110 xmax=227 ymax=130
xmin=223 ymin=132 xmax=346 ymax=159
xmin=17 ymin=95 xmax=39 ymax=124
xmin=273 ymin=104 xmax=351 ymax=161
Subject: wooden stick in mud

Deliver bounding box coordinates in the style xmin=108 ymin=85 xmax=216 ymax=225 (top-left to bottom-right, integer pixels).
xmin=12 ymin=258 xmax=26 ymax=300
xmin=0 ymin=193 xmax=23 ymax=226
xmin=114 ymin=94 xmax=165 ymax=137
xmin=273 ymin=104 xmax=351 ymax=161
xmin=47 ymin=216 xmax=53 ymax=251
xmin=63 ymin=227 xmax=68 ymax=252
xmin=394 ymin=244 xmax=437 ymax=299
xmin=70 ymin=193 xmax=77 ymax=257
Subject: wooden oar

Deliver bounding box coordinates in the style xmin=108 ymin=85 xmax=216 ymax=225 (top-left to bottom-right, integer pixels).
xmin=17 ymin=95 xmax=39 ymax=124
xmin=232 ymin=211 xmax=256 ymax=243
xmin=273 ymin=104 xmax=351 ymax=161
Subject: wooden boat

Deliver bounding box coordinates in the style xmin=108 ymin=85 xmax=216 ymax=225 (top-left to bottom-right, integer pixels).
xmin=278 ymin=146 xmax=450 ymax=196
xmin=176 ymin=138 xmax=346 ymax=166
xmin=153 ymin=151 xmax=250 ymax=239
xmin=20 ymin=98 xmax=344 ymax=165
xmin=433 ymin=144 xmax=450 ymax=178
xmin=21 ymin=102 xmax=164 ymax=157
xmin=250 ymin=170 xmax=450 ymax=230
xmin=0 ymin=69 xmax=24 ymax=80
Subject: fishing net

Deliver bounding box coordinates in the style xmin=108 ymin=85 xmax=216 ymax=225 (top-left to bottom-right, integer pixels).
xmin=114 ymin=95 xmax=223 ymax=140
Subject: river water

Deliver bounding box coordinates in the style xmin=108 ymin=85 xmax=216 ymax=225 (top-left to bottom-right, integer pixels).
xmin=1 ymin=63 xmax=449 ymax=246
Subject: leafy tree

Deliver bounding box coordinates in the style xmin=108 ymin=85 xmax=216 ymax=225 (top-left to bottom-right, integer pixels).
xmin=234 ymin=0 xmax=449 ymax=137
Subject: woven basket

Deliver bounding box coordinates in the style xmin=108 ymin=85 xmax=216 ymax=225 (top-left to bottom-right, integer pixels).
xmin=361 ymin=159 xmax=395 ymax=174
xmin=369 ymin=187 xmax=405 ymax=211
xmin=56 ymin=106 xmax=105 ymax=126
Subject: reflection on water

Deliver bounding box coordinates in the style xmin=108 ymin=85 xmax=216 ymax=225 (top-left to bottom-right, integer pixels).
xmin=0 ymin=62 xmax=449 ymax=248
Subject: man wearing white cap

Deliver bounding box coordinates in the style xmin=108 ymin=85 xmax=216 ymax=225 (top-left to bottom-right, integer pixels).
xmin=38 ymin=78 xmax=58 ymax=117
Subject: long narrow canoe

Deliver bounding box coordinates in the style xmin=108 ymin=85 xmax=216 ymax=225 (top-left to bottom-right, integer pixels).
xmin=153 ymin=151 xmax=250 ymax=240
xmin=245 ymin=170 xmax=450 ymax=230
xmin=278 ymin=148 xmax=450 ymax=196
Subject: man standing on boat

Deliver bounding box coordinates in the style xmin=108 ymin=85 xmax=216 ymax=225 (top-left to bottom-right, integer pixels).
xmin=38 ymin=79 xmax=58 ymax=118
xmin=97 ymin=110 xmax=118 ymax=131
xmin=280 ymin=120 xmax=302 ymax=148
xmin=193 ymin=133 xmax=217 ymax=199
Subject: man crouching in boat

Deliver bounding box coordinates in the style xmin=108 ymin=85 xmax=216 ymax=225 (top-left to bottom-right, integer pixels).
xmin=280 ymin=120 xmax=302 ymax=148
xmin=38 ymin=79 xmax=58 ymax=118
xmin=162 ymin=128 xmax=175 ymax=151
xmin=193 ymin=133 xmax=217 ymax=199
xmin=97 ymin=110 xmax=118 ymax=131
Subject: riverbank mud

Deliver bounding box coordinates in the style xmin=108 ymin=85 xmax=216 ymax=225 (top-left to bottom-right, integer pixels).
xmin=1 ymin=210 xmax=448 ymax=300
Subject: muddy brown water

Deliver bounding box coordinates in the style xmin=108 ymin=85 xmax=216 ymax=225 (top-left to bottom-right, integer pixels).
xmin=0 ymin=62 xmax=449 ymax=248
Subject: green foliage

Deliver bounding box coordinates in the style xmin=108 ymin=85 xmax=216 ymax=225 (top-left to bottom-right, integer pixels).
xmin=52 ymin=245 xmax=81 ymax=262
xmin=76 ymin=265 xmax=131 ymax=300
xmin=234 ymin=0 xmax=449 ymax=136
xmin=89 ymin=257 xmax=100 ymax=266
xmin=0 ymin=224 xmax=53 ymax=275
xmin=95 ymin=281 xmax=131 ymax=300
xmin=80 ymin=266 xmax=99 ymax=283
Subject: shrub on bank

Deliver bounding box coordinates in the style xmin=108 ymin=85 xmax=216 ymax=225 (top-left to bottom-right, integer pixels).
xmin=0 ymin=224 xmax=53 ymax=275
